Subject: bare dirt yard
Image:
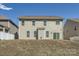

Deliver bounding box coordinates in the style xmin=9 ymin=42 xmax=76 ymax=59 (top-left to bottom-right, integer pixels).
xmin=0 ymin=40 xmax=79 ymax=56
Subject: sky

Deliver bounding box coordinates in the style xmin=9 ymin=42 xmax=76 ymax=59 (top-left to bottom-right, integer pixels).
xmin=0 ymin=3 xmax=79 ymax=26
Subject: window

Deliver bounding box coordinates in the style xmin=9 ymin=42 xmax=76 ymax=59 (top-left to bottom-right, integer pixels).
xmin=5 ymin=29 xmax=9 ymax=33
xmin=32 ymin=20 xmax=35 ymax=26
xmin=34 ymin=31 xmax=37 ymax=37
xmin=27 ymin=31 xmax=30 ymax=37
xmin=56 ymin=20 xmax=60 ymax=25
xmin=46 ymin=31 xmax=49 ymax=37
xmin=74 ymin=26 xmax=77 ymax=31
xmin=44 ymin=20 xmax=47 ymax=26
xmin=22 ymin=20 xmax=24 ymax=26
xmin=53 ymin=33 xmax=60 ymax=39
xmin=0 ymin=28 xmax=3 ymax=31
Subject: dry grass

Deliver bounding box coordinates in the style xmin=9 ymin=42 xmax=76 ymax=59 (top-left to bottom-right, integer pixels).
xmin=0 ymin=40 xmax=79 ymax=56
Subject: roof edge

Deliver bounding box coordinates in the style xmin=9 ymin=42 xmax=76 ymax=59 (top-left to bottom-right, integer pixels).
xmin=18 ymin=16 xmax=64 ymax=21
xmin=0 ymin=19 xmax=18 ymax=28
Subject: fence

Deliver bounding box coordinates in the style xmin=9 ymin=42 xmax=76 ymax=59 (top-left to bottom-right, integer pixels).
xmin=70 ymin=36 xmax=79 ymax=43
xmin=0 ymin=32 xmax=14 ymax=40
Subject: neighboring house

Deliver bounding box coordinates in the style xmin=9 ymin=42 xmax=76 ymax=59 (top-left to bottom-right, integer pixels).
xmin=0 ymin=16 xmax=18 ymax=39
xmin=0 ymin=24 xmax=9 ymax=33
xmin=0 ymin=24 xmax=14 ymax=40
xmin=19 ymin=16 xmax=63 ymax=40
xmin=64 ymin=18 xmax=79 ymax=40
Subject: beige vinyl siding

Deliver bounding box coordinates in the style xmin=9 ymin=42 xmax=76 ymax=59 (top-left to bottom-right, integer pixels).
xmin=19 ymin=20 xmax=63 ymax=40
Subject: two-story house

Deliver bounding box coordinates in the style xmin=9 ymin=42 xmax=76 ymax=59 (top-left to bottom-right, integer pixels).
xmin=64 ymin=18 xmax=79 ymax=40
xmin=0 ymin=16 xmax=18 ymax=39
xmin=19 ymin=16 xmax=63 ymax=40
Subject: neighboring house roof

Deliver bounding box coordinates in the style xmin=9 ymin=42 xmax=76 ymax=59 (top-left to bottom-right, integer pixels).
xmin=0 ymin=16 xmax=8 ymax=20
xmin=19 ymin=16 xmax=63 ymax=21
xmin=0 ymin=16 xmax=18 ymax=28
xmin=0 ymin=24 xmax=9 ymax=29
xmin=67 ymin=18 xmax=79 ymax=23
xmin=0 ymin=24 xmax=5 ymax=27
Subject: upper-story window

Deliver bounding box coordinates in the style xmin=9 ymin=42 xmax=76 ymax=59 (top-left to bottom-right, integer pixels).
xmin=44 ymin=20 xmax=47 ymax=26
xmin=22 ymin=20 xmax=24 ymax=26
xmin=32 ymin=20 xmax=35 ymax=26
xmin=56 ymin=20 xmax=60 ymax=25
